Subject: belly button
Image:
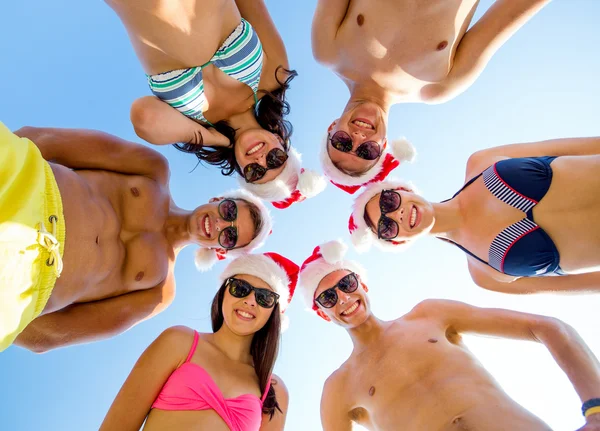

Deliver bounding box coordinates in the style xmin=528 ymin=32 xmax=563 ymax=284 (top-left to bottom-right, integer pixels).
xmin=437 ymin=40 xmax=448 ymax=51
xmin=131 ymin=187 xmax=140 ymax=197
xmin=135 ymin=271 xmax=144 ymax=282
xmin=357 ymin=14 xmax=365 ymax=26
xmin=428 ymin=338 xmax=438 ymax=343
xmin=95 ymin=236 xmax=99 ymax=245
xmin=368 ymin=386 xmax=375 ymax=396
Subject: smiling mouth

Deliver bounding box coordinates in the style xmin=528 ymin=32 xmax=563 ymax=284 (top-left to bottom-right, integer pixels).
xmin=352 ymin=119 xmax=375 ymax=130
xmin=409 ymin=205 xmax=421 ymax=229
xmin=246 ymin=142 xmax=265 ymax=156
xmin=235 ymin=309 xmax=256 ymax=320
xmin=341 ymin=300 xmax=360 ymax=317
xmin=199 ymin=214 xmax=212 ymax=238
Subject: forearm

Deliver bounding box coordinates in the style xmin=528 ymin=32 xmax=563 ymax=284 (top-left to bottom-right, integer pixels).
xmin=535 ymin=318 xmax=600 ymax=402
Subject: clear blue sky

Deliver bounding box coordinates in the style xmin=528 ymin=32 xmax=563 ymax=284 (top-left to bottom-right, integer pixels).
xmin=1 ymin=1 xmax=599 ymax=430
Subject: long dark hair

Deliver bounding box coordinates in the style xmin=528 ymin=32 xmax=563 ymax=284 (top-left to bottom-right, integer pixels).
xmin=211 ymin=281 xmax=282 ymax=419
xmin=174 ymin=66 xmax=298 ymax=176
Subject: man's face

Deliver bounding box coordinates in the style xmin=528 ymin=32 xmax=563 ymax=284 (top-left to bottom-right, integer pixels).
xmin=364 ymin=189 xmax=434 ymax=244
xmin=327 ymin=101 xmax=388 ymax=175
xmin=189 ymin=198 xmax=256 ymax=250
xmin=314 ymin=269 xmax=371 ymax=328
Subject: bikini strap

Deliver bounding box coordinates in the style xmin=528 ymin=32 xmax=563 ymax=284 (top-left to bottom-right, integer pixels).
xmin=185 ymin=331 xmax=200 ymax=363
xmin=442 ymin=171 xmax=483 ymax=203
xmin=260 ymin=376 xmax=273 ymax=404
xmin=438 ymin=237 xmax=491 ymax=268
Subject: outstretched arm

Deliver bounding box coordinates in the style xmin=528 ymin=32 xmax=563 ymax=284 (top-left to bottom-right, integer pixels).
xmin=99 ymin=326 xmax=194 ymax=431
xmin=311 ymin=0 xmax=351 ymax=64
xmin=259 ymin=375 xmax=290 ymax=431
xmin=14 ymin=278 xmax=175 ymax=353
xmin=414 ymin=299 xmax=600 ymax=425
xmin=423 ymin=0 xmax=551 ymax=103
xmin=321 ymin=373 xmax=354 ymax=431
xmin=130 ymin=96 xmax=231 ymax=148
xmin=14 ymin=125 xmax=171 ymax=184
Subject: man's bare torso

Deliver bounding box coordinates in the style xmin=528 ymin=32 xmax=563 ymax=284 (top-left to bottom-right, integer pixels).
xmin=43 ymin=163 xmax=174 ymax=314
xmin=318 ymin=0 xmax=480 ymax=101
xmin=331 ymin=314 xmax=552 ymax=430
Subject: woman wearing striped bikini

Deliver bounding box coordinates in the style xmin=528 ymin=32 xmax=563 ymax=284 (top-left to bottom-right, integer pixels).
xmin=105 ymin=0 xmax=318 ymax=205
xmin=348 ymin=136 xmax=600 ymax=294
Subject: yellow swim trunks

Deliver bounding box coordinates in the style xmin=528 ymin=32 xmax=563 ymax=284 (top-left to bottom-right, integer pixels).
xmin=0 ymin=122 xmax=65 ymax=352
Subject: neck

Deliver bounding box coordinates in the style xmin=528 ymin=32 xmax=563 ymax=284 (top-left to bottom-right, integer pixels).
xmin=430 ymin=198 xmax=464 ymax=240
xmin=165 ymin=203 xmax=196 ymax=251
xmin=347 ymin=82 xmax=394 ymax=113
xmin=229 ymin=109 xmax=261 ymax=134
xmin=212 ymin=324 xmax=254 ymax=364
xmin=347 ymin=313 xmax=389 ymax=349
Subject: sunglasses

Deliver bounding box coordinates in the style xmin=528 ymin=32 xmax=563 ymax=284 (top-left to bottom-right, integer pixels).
xmin=217 ymin=199 xmax=238 ymax=249
xmin=377 ymin=190 xmax=401 ymax=241
xmin=227 ymin=278 xmax=280 ymax=309
xmin=328 ymin=131 xmax=381 ymax=161
xmin=314 ymin=273 xmax=359 ymax=309
xmin=243 ymin=148 xmax=288 ymax=183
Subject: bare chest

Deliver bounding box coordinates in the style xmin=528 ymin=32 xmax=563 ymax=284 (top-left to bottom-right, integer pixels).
xmin=334 ymin=0 xmax=479 ymax=92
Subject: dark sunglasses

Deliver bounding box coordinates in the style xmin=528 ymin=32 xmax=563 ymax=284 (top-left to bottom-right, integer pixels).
xmin=226 ymin=278 xmax=280 ymax=309
xmin=218 ymin=199 xmax=238 ymax=249
xmin=314 ymin=273 xmax=359 ymax=309
xmin=328 ymin=131 xmax=381 ymax=161
xmin=243 ymin=148 xmax=288 ymax=183
xmin=377 ymin=190 xmax=401 ymax=241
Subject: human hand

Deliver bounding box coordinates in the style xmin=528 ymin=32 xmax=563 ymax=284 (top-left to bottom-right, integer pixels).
xmin=205 ymin=128 xmax=231 ymax=148
xmin=577 ymin=414 xmax=600 ymax=431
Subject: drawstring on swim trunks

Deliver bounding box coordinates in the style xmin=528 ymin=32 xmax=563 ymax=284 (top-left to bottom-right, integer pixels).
xmin=37 ymin=215 xmax=63 ymax=278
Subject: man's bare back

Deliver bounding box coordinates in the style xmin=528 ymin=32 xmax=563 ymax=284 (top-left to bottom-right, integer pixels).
xmin=328 ymin=309 xmax=551 ymax=430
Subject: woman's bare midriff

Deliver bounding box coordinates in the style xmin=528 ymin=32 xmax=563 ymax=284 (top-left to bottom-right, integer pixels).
xmin=143 ymin=409 xmax=231 ymax=431
xmin=333 ymin=0 xmax=480 ymax=98
xmin=44 ymin=163 xmax=172 ymax=314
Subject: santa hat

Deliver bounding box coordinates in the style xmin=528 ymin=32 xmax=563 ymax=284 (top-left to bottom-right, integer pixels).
xmin=349 ymin=180 xmax=417 ymax=253
xmin=239 ymin=146 xmax=327 ymax=209
xmin=298 ymin=240 xmax=367 ymax=319
xmin=320 ymin=135 xmax=416 ymax=194
xmin=194 ymin=189 xmax=273 ymax=271
xmin=219 ymin=252 xmax=299 ymax=330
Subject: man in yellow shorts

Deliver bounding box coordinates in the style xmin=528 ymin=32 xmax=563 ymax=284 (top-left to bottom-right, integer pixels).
xmin=0 ymin=122 xmax=272 ymax=352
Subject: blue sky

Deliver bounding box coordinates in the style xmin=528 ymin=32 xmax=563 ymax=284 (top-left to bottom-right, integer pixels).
xmin=1 ymin=1 xmax=600 ymax=430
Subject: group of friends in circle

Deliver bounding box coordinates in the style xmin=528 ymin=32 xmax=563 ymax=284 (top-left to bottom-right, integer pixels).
xmin=2 ymin=0 xmax=599 ymax=430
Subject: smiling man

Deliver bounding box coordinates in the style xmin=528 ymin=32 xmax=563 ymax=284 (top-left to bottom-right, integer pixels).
xmin=0 ymin=122 xmax=272 ymax=353
xmin=298 ymin=240 xmax=600 ymax=431
xmin=313 ymin=0 xmax=550 ymax=191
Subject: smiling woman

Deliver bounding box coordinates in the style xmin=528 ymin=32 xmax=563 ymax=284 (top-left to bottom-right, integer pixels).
xmin=99 ymin=252 xmax=299 ymax=431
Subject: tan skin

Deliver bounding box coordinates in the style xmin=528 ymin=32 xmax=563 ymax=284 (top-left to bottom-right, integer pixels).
xmin=100 ymin=274 xmax=288 ymax=431
xmin=105 ymin=0 xmax=290 ymax=182
xmin=364 ymin=137 xmax=600 ymax=294
xmin=11 ymin=127 xmax=257 ymax=353
xmin=315 ymin=270 xmax=600 ymax=431
xmin=313 ymin=0 xmax=550 ymax=174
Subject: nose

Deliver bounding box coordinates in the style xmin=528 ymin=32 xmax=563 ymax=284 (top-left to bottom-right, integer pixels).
xmin=352 ymin=131 xmax=367 ymax=143
xmin=215 ymin=217 xmax=230 ymax=232
xmin=337 ymin=289 xmax=352 ymax=304
xmin=243 ymin=294 xmax=257 ymax=307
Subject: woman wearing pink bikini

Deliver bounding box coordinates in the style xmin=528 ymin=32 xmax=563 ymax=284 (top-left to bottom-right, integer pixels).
xmin=100 ymin=252 xmax=298 ymax=431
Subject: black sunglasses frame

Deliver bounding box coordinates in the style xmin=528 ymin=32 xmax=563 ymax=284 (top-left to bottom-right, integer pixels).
xmin=377 ymin=190 xmax=402 ymax=241
xmin=218 ymin=199 xmax=238 ymax=250
xmin=243 ymin=148 xmax=289 ymax=183
xmin=314 ymin=272 xmax=360 ymax=309
xmin=328 ymin=131 xmax=381 ymax=161
xmin=226 ymin=277 xmax=280 ymax=309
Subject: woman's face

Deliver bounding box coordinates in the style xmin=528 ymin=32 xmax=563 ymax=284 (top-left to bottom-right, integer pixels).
xmin=364 ymin=189 xmax=435 ymax=243
xmin=234 ymin=129 xmax=287 ymax=184
xmin=222 ymin=274 xmax=277 ymax=336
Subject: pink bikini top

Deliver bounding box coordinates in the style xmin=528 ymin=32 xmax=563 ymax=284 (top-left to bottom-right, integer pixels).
xmin=151 ymin=331 xmax=271 ymax=431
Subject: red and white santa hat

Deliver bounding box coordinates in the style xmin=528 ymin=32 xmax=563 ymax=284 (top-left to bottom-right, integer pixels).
xmin=194 ymin=189 xmax=273 ymax=271
xmin=349 ymin=179 xmax=416 ymax=253
xmin=298 ymin=240 xmax=367 ymax=318
xmin=321 ymin=135 xmax=416 ymax=194
xmin=240 ymin=146 xmax=327 ymax=209
xmin=219 ymin=252 xmax=300 ymax=329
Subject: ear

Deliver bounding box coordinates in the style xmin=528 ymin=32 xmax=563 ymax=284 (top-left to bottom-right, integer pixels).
xmin=361 ymin=282 xmax=369 ymax=293
xmin=327 ymin=120 xmax=338 ymax=133
xmin=209 ymin=196 xmax=224 ymax=203
xmin=316 ymin=309 xmax=332 ymax=322
xmin=382 ymin=138 xmax=388 ymax=150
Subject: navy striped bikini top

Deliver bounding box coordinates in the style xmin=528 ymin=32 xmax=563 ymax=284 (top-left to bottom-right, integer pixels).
xmin=443 ymin=156 xmax=563 ymax=277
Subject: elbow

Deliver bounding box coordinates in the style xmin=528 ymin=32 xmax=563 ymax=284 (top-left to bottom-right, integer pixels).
xmin=130 ymin=98 xmax=159 ymax=143
xmin=532 ymin=316 xmax=576 ymax=344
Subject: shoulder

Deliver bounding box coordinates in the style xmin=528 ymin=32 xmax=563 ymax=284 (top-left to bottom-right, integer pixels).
xmin=270 ymin=374 xmax=289 ymax=406
xmin=322 ymin=367 xmax=348 ymax=400
xmin=143 ymin=326 xmax=198 ymax=365
xmin=156 ymin=325 xmax=196 ymax=345
xmin=405 ymin=299 xmax=458 ymax=320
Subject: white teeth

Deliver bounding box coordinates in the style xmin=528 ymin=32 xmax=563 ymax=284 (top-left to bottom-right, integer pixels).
xmin=237 ymin=310 xmax=254 ymax=319
xmin=247 ymin=142 xmax=265 ymax=155
xmin=410 ymin=207 xmax=417 ymax=228
xmin=342 ymin=301 xmax=359 ymax=315
xmin=204 ymin=216 xmax=210 ymax=237
xmin=353 ymin=120 xmax=374 ymax=130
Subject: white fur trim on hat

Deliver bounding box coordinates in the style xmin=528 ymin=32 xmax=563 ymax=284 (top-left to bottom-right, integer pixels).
xmin=350 ymin=180 xmax=417 ymax=253
xmin=299 ymin=240 xmax=367 ymax=308
xmin=193 ymin=189 xmax=273 ymax=271
xmin=296 ymin=168 xmax=327 ymax=198
xmin=320 ymin=133 xmax=416 ymax=187
xmin=219 ymin=254 xmax=291 ymax=309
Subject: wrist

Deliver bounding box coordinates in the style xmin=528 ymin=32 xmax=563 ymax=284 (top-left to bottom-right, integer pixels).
xmin=583 ymin=398 xmax=600 ymax=418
